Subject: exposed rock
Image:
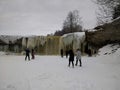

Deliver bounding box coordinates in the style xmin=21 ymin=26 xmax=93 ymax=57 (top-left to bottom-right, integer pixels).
xmin=86 ymin=17 xmax=120 ymax=48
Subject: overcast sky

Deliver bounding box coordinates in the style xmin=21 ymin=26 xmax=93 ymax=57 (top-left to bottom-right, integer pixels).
xmin=0 ymin=0 xmax=97 ymax=36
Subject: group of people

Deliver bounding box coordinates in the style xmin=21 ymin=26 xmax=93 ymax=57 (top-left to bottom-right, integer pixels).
xmin=61 ymin=49 xmax=82 ymax=68
xmin=25 ymin=48 xmax=35 ymax=61
xmin=25 ymin=48 xmax=82 ymax=68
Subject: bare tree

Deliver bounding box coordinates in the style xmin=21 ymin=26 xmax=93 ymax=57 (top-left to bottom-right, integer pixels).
xmin=54 ymin=10 xmax=83 ymax=36
xmin=62 ymin=10 xmax=83 ymax=33
xmin=113 ymin=4 xmax=120 ymax=19
xmin=93 ymin=0 xmax=120 ymax=25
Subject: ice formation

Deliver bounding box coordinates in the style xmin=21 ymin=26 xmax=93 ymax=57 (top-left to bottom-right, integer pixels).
xmin=0 ymin=32 xmax=86 ymax=54
xmin=27 ymin=37 xmax=36 ymax=49
xmin=60 ymin=32 xmax=86 ymax=52
xmin=22 ymin=36 xmax=47 ymax=49
xmin=22 ymin=37 xmax=27 ymax=49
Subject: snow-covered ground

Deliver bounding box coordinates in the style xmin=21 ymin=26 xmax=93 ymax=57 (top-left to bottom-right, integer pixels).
xmin=0 ymin=44 xmax=120 ymax=90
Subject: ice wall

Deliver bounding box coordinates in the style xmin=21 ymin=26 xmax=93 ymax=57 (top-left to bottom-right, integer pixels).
xmin=27 ymin=37 xmax=36 ymax=49
xmin=0 ymin=32 xmax=86 ymax=55
xmin=46 ymin=36 xmax=60 ymax=55
xmin=60 ymin=32 xmax=86 ymax=53
xmin=22 ymin=37 xmax=27 ymax=49
xmin=21 ymin=36 xmax=60 ymax=55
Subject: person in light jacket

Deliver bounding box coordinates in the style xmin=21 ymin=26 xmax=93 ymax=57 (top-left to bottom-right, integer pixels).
xmin=75 ymin=49 xmax=82 ymax=67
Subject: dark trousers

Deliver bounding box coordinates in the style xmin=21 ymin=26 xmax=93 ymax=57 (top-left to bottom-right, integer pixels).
xmin=31 ymin=54 xmax=35 ymax=59
xmin=61 ymin=53 xmax=63 ymax=58
xmin=25 ymin=55 xmax=30 ymax=60
xmin=68 ymin=60 xmax=74 ymax=68
xmin=75 ymin=59 xmax=82 ymax=66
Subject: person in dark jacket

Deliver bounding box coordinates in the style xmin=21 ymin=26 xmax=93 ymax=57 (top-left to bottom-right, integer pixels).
xmin=60 ymin=49 xmax=64 ymax=58
xmin=68 ymin=49 xmax=74 ymax=68
xmin=31 ymin=49 xmax=35 ymax=59
xmin=65 ymin=50 xmax=69 ymax=58
xmin=25 ymin=48 xmax=30 ymax=61
xmin=88 ymin=49 xmax=92 ymax=57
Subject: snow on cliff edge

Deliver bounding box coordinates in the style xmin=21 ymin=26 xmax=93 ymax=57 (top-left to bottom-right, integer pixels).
xmin=98 ymin=44 xmax=120 ymax=56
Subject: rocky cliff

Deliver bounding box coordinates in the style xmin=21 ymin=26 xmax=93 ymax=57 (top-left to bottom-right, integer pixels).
xmin=86 ymin=17 xmax=120 ymax=48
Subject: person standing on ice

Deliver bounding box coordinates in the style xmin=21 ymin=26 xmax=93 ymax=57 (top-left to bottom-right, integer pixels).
xmin=68 ymin=49 xmax=74 ymax=68
xmin=75 ymin=49 xmax=82 ymax=67
xmin=88 ymin=49 xmax=92 ymax=57
xmin=25 ymin=48 xmax=30 ymax=61
xmin=65 ymin=50 xmax=69 ymax=58
xmin=31 ymin=49 xmax=35 ymax=59
xmin=60 ymin=49 xmax=64 ymax=58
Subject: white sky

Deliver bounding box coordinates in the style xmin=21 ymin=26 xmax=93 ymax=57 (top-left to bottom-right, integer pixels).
xmin=0 ymin=0 xmax=97 ymax=36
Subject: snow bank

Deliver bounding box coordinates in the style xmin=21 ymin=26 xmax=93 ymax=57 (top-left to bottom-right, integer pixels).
xmin=87 ymin=28 xmax=97 ymax=32
xmin=0 ymin=51 xmax=20 ymax=56
xmin=98 ymin=44 xmax=120 ymax=56
xmin=0 ymin=51 xmax=6 ymax=55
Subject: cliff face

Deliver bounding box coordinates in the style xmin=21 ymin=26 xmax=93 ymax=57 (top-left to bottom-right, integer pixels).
xmin=86 ymin=17 xmax=120 ymax=48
